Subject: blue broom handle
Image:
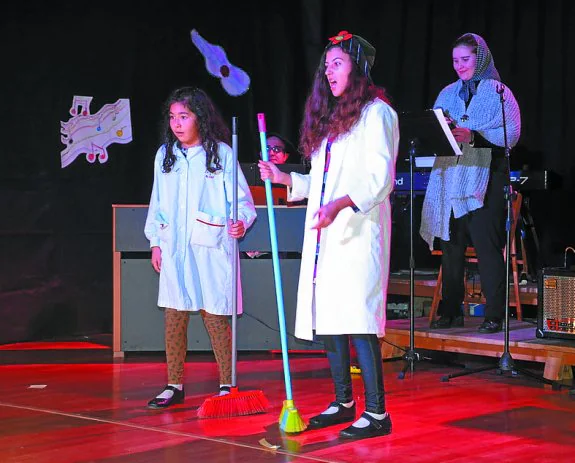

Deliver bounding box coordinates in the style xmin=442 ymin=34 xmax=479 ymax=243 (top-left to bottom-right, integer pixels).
xmin=257 ymin=113 xmax=293 ymax=401
xmin=231 ymin=117 xmax=239 ymax=388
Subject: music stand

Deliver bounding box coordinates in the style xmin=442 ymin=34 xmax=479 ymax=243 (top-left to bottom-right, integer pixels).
xmin=391 ymin=109 xmax=462 ymax=379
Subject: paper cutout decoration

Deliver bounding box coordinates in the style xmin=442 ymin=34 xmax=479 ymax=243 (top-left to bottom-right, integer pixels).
xmin=191 ymin=29 xmax=250 ymax=96
xmin=60 ymin=96 xmax=132 ymax=168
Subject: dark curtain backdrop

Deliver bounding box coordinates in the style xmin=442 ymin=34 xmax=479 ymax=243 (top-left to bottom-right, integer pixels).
xmin=1 ymin=0 xmax=573 ymax=343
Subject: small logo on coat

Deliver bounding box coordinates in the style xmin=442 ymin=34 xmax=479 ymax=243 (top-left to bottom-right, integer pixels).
xmin=204 ymin=169 xmax=223 ymax=179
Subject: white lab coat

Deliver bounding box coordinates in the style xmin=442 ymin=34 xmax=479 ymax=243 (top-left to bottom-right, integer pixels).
xmin=144 ymin=142 xmax=256 ymax=314
xmin=288 ymin=99 xmax=399 ymax=341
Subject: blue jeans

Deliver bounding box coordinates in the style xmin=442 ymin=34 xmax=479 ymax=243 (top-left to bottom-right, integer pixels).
xmin=322 ymin=334 xmax=386 ymax=414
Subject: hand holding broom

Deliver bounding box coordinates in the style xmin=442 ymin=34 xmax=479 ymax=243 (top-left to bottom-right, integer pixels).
xmin=197 ymin=116 xmax=268 ymax=419
xmin=257 ymin=113 xmax=306 ymax=433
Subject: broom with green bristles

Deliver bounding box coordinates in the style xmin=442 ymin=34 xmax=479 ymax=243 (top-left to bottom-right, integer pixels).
xmin=197 ymin=117 xmax=269 ymax=419
xmin=257 ymin=113 xmax=307 ymax=434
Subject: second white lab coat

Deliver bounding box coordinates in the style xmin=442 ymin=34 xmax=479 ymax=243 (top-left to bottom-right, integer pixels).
xmin=144 ymin=142 xmax=256 ymax=314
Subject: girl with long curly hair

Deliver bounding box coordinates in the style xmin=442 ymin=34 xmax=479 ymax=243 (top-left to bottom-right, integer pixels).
xmin=259 ymin=31 xmax=399 ymax=440
xmin=144 ymin=87 xmax=256 ymax=409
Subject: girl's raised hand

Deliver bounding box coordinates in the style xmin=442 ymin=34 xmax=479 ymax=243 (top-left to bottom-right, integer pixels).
xmin=258 ymin=160 xmax=280 ymax=182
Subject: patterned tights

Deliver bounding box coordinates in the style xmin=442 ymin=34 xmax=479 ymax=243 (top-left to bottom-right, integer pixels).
xmin=164 ymin=308 xmax=232 ymax=385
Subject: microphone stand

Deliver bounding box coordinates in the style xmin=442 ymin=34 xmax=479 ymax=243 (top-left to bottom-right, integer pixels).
xmin=384 ymin=109 xmax=469 ymax=378
xmin=396 ymin=139 xmax=432 ymax=379
xmin=440 ymin=84 xmax=557 ymax=387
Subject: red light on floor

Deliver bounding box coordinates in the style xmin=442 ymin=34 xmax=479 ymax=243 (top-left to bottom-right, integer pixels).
xmin=0 ymin=342 xmax=110 ymax=351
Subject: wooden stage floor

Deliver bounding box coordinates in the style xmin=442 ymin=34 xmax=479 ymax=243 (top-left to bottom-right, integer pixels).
xmin=1 ymin=336 xmax=575 ymax=463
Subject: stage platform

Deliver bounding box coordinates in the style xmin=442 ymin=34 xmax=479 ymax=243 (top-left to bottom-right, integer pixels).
xmin=382 ymin=317 xmax=575 ymax=381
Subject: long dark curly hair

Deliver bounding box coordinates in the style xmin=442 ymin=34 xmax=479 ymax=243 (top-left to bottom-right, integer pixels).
xmin=299 ymin=44 xmax=392 ymax=159
xmin=159 ymin=87 xmax=230 ymax=173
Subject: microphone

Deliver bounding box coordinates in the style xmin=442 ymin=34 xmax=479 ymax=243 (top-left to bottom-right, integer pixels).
xmin=496 ymin=83 xmax=506 ymax=102
xmin=438 ymin=107 xmax=456 ymax=129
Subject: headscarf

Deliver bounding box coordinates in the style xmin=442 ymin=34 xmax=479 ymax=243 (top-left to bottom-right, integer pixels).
xmin=326 ymin=30 xmax=376 ymax=81
xmin=457 ymin=33 xmax=501 ymax=103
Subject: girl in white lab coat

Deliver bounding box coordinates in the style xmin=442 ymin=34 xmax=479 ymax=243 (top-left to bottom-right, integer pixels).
xmin=259 ymin=31 xmax=399 ymax=440
xmin=145 ymin=87 xmax=256 ymax=408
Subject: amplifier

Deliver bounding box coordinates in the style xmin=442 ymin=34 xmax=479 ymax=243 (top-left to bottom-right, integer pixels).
xmin=536 ymin=268 xmax=575 ymax=340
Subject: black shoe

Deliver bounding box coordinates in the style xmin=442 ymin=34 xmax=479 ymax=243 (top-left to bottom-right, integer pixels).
xmin=478 ymin=318 xmax=502 ymax=334
xmin=147 ymin=385 xmax=185 ymax=409
xmin=339 ymin=412 xmax=392 ymax=439
xmin=308 ymin=401 xmax=356 ymax=429
xmin=430 ymin=315 xmax=464 ymax=329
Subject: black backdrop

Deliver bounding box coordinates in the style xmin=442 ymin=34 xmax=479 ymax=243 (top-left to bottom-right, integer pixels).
xmin=1 ymin=0 xmax=574 ymax=343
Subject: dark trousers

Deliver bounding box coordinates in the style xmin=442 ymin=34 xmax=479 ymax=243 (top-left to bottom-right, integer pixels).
xmin=322 ymin=334 xmax=386 ymax=414
xmin=439 ymin=170 xmax=507 ymax=320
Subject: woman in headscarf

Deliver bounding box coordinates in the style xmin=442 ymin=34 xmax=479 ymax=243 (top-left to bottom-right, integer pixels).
xmin=420 ymin=33 xmax=521 ymax=334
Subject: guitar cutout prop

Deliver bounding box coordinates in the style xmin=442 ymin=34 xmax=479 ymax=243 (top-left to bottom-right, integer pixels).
xmin=191 ymin=29 xmax=250 ymax=96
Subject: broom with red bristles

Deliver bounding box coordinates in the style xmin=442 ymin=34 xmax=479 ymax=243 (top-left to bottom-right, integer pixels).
xmin=197 ymin=117 xmax=269 ymax=419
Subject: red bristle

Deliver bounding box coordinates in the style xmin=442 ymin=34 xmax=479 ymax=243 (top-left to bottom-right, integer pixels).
xmin=197 ymin=389 xmax=269 ymax=419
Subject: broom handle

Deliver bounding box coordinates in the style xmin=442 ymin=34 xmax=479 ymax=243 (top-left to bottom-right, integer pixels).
xmin=231 ymin=117 xmax=239 ymax=388
xmin=257 ymin=113 xmax=293 ymax=401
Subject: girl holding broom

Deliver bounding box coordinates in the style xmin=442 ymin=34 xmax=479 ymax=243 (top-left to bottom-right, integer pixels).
xmin=259 ymin=30 xmax=399 ymax=440
xmin=144 ymin=87 xmax=256 ymax=409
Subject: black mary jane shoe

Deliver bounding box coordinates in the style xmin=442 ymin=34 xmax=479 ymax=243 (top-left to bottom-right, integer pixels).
xmin=307 ymin=401 xmax=356 ymax=429
xmin=339 ymin=412 xmax=392 ymax=440
xmin=478 ymin=318 xmax=503 ymax=334
xmin=430 ymin=315 xmax=464 ymax=329
xmin=147 ymin=385 xmax=185 ymax=409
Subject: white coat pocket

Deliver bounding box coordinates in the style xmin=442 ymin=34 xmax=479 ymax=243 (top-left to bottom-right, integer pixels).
xmin=190 ymin=211 xmax=227 ymax=248
xmin=156 ymin=211 xmax=169 ymax=242
xmin=157 ymin=223 xmax=170 ymax=242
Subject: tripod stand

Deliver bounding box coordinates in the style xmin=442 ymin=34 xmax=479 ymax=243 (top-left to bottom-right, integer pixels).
xmin=440 ymin=84 xmax=557 ymax=388
xmin=396 ymin=139 xmax=433 ymax=379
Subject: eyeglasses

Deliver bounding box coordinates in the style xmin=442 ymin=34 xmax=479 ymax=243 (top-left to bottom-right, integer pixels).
xmin=267 ymin=145 xmax=285 ymax=153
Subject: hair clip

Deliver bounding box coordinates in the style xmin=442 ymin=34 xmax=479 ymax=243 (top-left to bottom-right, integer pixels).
xmin=328 ymin=30 xmax=353 ymax=45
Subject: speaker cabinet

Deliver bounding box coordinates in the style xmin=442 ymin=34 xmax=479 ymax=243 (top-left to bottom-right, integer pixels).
xmin=536 ymin=267 xmax=575 ymax=340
